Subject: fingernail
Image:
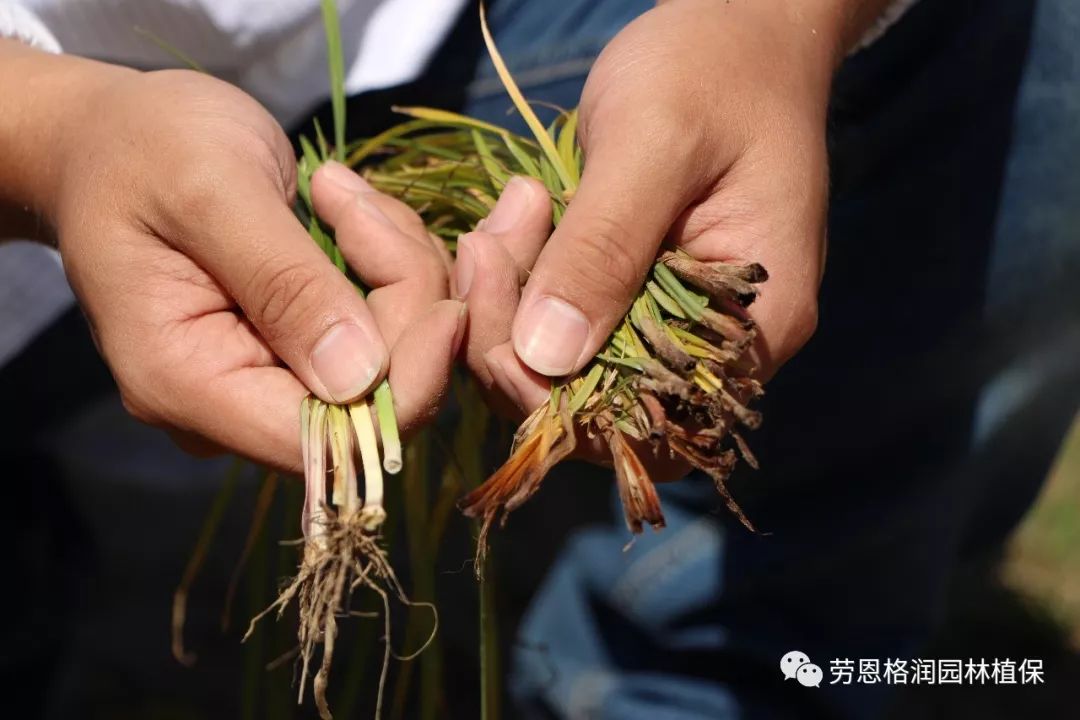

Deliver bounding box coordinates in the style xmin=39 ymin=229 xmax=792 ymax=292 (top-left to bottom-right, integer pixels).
xmin=452 ymin=302 xmax=468 ymax=356
xmin=454 ymin=235 xmax=476 ymax=299
xmin=355 ymin=194 xmax=395 ymax=228
xmin=310 ymin=321 xmax=383 ymax=402
xmin=513 ymin=296 xmax=589 ymax=376
xmin=485 ymin=176 xmax=534 ymax=234
xmin=319 ymin=160 xmax=372 ymax=193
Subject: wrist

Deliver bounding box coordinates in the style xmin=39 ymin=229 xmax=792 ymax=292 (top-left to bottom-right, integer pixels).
xmin=651 ymin=0 xmax=839 ymax=110
xmin=657 ymin=0 xmax=893 ymax=79
xmin=0 ymin=41 xmax=133 ymax=240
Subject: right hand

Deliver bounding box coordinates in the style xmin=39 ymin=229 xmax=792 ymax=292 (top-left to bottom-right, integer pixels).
xmin=2 ymin=45 xmax=461 ymax=471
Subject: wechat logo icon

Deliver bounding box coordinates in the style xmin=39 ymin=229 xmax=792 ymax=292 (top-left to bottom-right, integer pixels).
xmin=781 ymin=650 xmax=822 ymax=688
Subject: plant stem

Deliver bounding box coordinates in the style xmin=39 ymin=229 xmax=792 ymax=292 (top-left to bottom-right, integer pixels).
xmin=222 ymin=472 xmax=279 ymax=632
xmin=375 ymin=380 xmax=403 ymax=474
xmin=268 ymin=479 xmax=303 ymax=720
xmin=349 ymin=399 xmax=385 ymax=516
xmin=391 ymin=431 xmax=442 ymax=720
xmin=479 ymin=552 xmax=500 ymax=720
xmin=171 ymin=457 xmax=242 ymax=666
xmin=241 ymin=472 xmax=272 ymax=720
xmin=319 ymin=0 xmax=346 ymax=161
xmin=453 ymin=380 xmax=501 ymax=720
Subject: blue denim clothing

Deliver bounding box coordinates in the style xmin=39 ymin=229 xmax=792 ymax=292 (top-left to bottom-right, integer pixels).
xmin=462 ymin=1 xmax=1079 ymax=719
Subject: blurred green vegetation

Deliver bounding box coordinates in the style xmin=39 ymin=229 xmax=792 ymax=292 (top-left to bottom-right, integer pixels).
xmin=1003 ymin=412 xmax=1080 ymax=647
xmin=887 ymin=413 xmax=1080 ymax=719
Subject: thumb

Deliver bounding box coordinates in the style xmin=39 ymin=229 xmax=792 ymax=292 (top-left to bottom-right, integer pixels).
xmin=174 ymin=167 xmax=388 ymax=404
xmin=511 ymin=132 xmax=706 ymax=377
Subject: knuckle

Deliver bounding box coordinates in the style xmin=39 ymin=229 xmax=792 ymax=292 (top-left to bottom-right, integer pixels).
xmin=561 ymin=215 xmax=643 ymax=307
xmin=414 ymin=247 xmax=449 ymax=289
xmin=170 ymin=158 xmax=230 ymax=221
xmin=642 ymin=101 xmax=694 ymax=147
xmin=244 ymin=257 xmax=325 ymax=341
xmin=382 ymin=196 xmax=430 ymax=240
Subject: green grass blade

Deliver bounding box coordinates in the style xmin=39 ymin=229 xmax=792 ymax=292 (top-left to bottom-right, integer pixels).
xmin=320 ymin=0 xmax=347 ymax=161
xmin=654 ymin=263 xmax=706 ymax=321
xmin=645 ymin=280 xmax=687 ymax=319
xmin=502 ymin=134 xmax=541 ymax=179
xmin=393 ymin=106 xmax=525 ymax=140
xmin=479 ymin=3 xmax=574 ymax=191
xmin=299 ymin=136 xmax=322 ymax=175
xmin=568 ymin=364 xmax=604 ymax=414
xmin=296 ymin=155 xmax=314 ymax=211
xmin=557 ymin=109 xmax=580 ymax=185
xmin=537 ymin=156 xmax=559 ymax=195
xmin=133 ymin=26 xmax=208 ymax=73
xmin=314 ymin=118 xmax=330 ymax=163
xmin=347 ymin=118 xmax=439 ymax=166
xmin=307 ymin=217 xmax=331 ymax=257
xmin=471 ymin=130 xmax=508 ymax=189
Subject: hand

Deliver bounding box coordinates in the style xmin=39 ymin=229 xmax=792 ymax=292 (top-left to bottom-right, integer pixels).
xmin=1 ymin=45 xmax=461 ymax=470
xmin=456 ymin=0 xmax=882 ymax=463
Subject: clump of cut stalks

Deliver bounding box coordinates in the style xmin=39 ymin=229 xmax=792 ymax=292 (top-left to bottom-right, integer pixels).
xmin=242 ymin=3 xmax=432 ymax=719
xmin=344 ymin=4 xmax=767 ymax=573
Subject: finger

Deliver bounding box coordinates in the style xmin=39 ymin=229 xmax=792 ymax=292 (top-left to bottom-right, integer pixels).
xmin=386 ymin=299 xmax=467 ymax=432
xmin=210 ymin=366 xmax=308 ymax=472
xmin=511 ymin=130 xmax=710 ymax=377
xmin=453 ymin=231 xmax=521 ymax=385
xmin=311 ymin=162 xmax=443 ymax=288
xmin=164 ymin=361 xmax=309 ymax=473
xmin=167 ymin=161 xmax=388 ymax=405
xmin=119 ymin=301 xmax=311 ymax=472
xmin=476 ymin=175 xmax=552 ymax=270
xmin=483 ymin=342 xmax=550 ymax=415
xmin=455 ymin=230 xmax=546 ymax=420
xmin=453 ymin=177 xmax=550 ymax=376
xmin=312 ymin=162 xmax=449 ymax=346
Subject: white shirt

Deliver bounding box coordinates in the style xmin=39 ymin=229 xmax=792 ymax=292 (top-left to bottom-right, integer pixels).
xmin=0 ymin=0 xmax=465 ymax=366
xmin=5 ymin=0 xmax=466 ymax=127
xmin=0 ymin=0 xmax=918 ymax=367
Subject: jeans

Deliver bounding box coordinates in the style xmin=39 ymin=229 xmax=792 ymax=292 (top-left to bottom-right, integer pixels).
xmin=461 ymin=1 xmax=1079 ymax=718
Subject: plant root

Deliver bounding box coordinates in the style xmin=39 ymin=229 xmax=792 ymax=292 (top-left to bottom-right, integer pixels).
xmin=244 ymin=507 xmax=436 ymax=720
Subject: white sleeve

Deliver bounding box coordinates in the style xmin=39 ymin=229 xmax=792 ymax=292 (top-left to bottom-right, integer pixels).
xmin=0 ymin=2 xmax=61 ymax=53
xmin=853 ymin=0 xmax=922 ymax=54
xmin=0 ymin=4 xmax=72 ymax=366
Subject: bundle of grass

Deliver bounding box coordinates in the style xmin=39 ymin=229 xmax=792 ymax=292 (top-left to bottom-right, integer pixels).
xmin=241 ymin=5 xmax=433 ymax=719
xmin=243 ymin=397 xmax=425 ymax=719
xmin=345 ymin=5 xmax=767 ymax=570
